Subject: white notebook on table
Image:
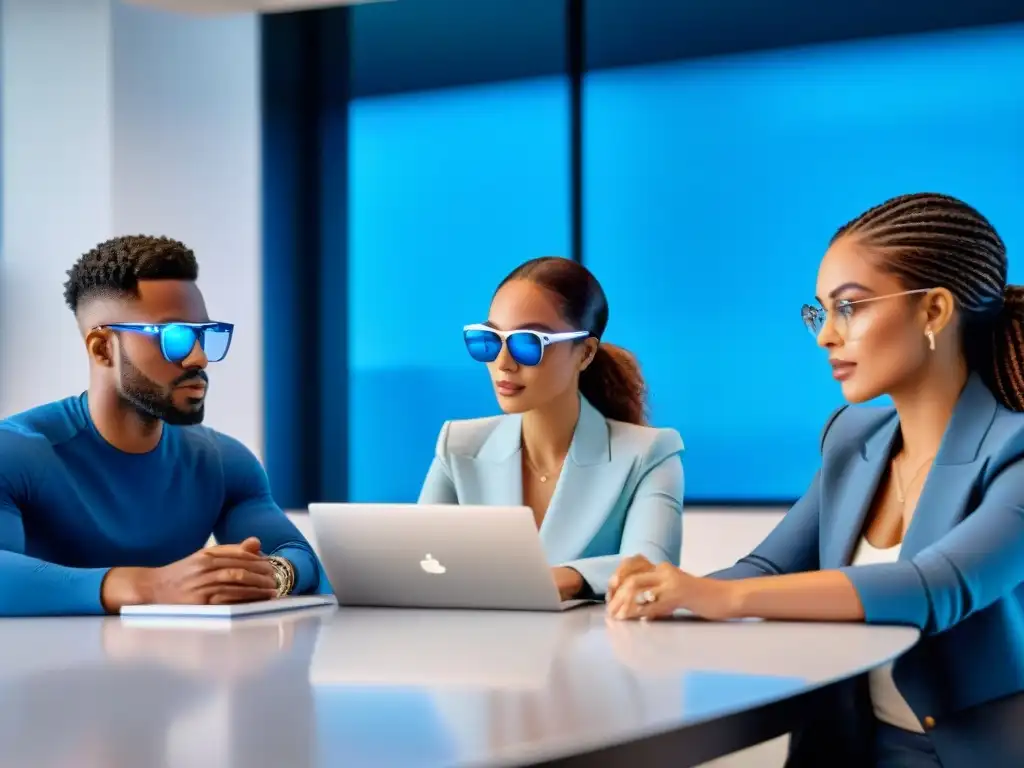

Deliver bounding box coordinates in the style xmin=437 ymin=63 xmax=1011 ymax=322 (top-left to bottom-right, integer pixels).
xmin=120 ymin=594 xmax=336 ymax=619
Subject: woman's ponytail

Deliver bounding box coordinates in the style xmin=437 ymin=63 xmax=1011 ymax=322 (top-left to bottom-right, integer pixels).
xmin=980 ymin=284 xmax=1024 ymax=412
xmin=578 ymin=342 xmax=647 ymax=425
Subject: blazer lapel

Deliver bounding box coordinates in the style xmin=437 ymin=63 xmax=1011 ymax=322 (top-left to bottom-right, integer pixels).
xmin=539 ymin=397 xmax=623 ymax=563
xmin=472 ymin=413 xmax=524 ymax=507
xmin=821 ymin=415 xmax=898 ymax=569
xmin=822 ymin=373 xmax=998 ymax=567
xmin=900 ymin=374 xmax=997 ymax=559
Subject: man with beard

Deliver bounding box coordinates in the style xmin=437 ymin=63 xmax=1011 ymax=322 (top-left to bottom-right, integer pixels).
xmin=0 ymin=235 xmax=321 ymax=616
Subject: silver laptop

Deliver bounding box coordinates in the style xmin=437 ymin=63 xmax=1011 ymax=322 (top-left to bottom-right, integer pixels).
xmin=307 ymin=503 xmax=598 ymax=612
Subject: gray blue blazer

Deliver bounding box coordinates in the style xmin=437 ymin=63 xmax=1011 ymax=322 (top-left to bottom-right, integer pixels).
xmin=418 ymin=395 xmax=684 ymax=595
xmin=714 ymin=373 xmax=1024 ymax=767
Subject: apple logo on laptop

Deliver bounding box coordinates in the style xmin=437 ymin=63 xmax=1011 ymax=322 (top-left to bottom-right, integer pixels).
xmin=420 ymin=554 xmax=446 ymax=575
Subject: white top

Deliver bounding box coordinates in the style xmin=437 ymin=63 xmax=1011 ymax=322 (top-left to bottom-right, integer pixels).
xmin=850 ymin=538 xmax=925 ymax=733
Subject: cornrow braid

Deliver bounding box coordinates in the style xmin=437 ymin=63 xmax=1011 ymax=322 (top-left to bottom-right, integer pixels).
xmin=834 ymin=193 xmax=1024 ymax=411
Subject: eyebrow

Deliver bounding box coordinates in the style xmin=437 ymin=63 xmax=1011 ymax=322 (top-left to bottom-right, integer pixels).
xmin=814 ymin=282 xmax=874 ymax=304
xmin=483 ymin=320 xmax=558 ymax=332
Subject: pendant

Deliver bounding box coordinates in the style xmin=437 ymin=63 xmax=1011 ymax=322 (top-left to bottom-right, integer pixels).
xmin=539 ymin=475 xmax=548 ymax=483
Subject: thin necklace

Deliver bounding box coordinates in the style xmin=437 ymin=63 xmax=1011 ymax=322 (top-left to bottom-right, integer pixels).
xmin=893 ymin=453 xmax=935 ymax=504
xmin=524 ymin=452 xmax=563 ymax=484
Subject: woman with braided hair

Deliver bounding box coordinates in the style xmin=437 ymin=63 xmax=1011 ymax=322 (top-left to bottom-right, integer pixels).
xmin=607 ymin=193 xmax=1024 ymax=767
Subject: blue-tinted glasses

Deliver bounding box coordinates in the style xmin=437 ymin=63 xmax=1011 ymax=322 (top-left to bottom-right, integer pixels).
xmin=100 ymin=322 xmax=234 ymax=363
xmin=801 ymin=288 xmax=932 ymax=338
xmin=463 ymin=324 xmax=589 ymax=367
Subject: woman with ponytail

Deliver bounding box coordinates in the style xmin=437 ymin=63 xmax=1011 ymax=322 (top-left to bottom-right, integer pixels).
xmin=418 ymin=256 xmax=683 ymax=601
xmin=608 ymin=194 xmax=1024 ymax=767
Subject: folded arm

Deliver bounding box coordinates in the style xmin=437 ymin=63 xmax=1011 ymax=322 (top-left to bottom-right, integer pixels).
xmin=0 ymin=499 xmax=109 ymax=617
xmin=0 ymin=431 xmax=112 ymax=616
xmin=213 ymin=435 xmax=322 ymax=595
xmin=715 ymin=456 xmax=1024 ymax=633
xmin=562 ymin=431 xmax=685 ymax=596
xmin=836 ymin=455 xmax=1024 ymax=633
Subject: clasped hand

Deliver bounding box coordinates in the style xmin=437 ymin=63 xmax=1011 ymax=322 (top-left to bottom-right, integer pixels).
xmin=102 ymin=536 xmax=278 ymax=612
xmin=605 ymin=555 xmax=741 ymax=621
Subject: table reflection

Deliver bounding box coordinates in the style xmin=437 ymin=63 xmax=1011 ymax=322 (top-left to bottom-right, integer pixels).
xmin=0 ymin=605 xmax=914 ymax=768
xmin=602 ymin=614 xmax=907 ymax=680
xmin=308 ymin=608 xmax=594 ymax=766
xmin=310 ymin=608 xmax=589 ymax=689
xmin=309 ymin=608 xmax=684 ymax=766
xmin=0 ymin=608 xmax=330 ymax=768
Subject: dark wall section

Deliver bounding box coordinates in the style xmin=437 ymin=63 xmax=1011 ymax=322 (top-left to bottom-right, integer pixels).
xmin=588 ymin=0 xmax=1024 ymax=69
xmin=261 ymin=8 xmax=351 ymax=509
xmin=350 ymin=0 xmax=567 ymax=98
xmin=350 ymin=0 xmax=1024 ymax=98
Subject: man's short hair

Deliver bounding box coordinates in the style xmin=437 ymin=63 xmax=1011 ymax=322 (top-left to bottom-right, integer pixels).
xmin=64 ymin=235 xmax=198 ymax=314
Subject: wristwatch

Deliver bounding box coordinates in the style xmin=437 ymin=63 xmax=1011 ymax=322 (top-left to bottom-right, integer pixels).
xmin=267 ymin=555 xmax=296 ymax=597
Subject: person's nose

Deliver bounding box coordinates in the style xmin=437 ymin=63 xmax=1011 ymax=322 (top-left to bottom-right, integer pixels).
xmin=816 ymin=312 xmax=842 ymax=350
xmin=181 ymin=339 xmax=209 ymax=370
xmin=496 ymin=342 xmax=518 ymax=372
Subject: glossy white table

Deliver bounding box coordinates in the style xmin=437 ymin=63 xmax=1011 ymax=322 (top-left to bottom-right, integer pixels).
xmin=0 ymin=605 xmax=918 ymax=767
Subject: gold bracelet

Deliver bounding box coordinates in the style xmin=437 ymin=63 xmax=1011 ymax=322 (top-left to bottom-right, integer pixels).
xmin=267 ymin=555 xmax=296 ymax=596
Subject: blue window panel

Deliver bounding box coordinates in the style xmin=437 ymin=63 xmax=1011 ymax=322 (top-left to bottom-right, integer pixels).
xmin=584 ymin=25 xmax=1024 ymax=501
xmin=348 ymin=77 xmax=571 ymax=502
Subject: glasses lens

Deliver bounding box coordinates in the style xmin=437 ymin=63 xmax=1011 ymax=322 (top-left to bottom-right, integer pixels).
xmin=464 ymin=329 xmax=502 ymax=363
xmin=506 ymin=332 xmax=544 ymax=366
xmin=801 ymin=305 xmax=823 ymax=337
xmin=160 ymin=324 xmax=199 ymax=362
xmin=202 ymin=326 xmax=233 ymax=363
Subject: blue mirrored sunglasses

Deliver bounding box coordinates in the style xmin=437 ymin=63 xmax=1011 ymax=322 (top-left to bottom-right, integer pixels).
xmin=463 ymin=324 xmax=589 ymax=367
xmin=98 ymin=322 xmax=234 ymax=363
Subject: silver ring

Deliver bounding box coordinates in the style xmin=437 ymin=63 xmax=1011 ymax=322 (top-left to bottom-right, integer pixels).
xmin=635 ymin=589 xmax=657 ymax=605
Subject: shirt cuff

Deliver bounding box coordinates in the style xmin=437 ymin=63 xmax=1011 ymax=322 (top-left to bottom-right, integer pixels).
xmin=273 ymin=546 xmax=320 ymax=595
xmin=67 ymin=566 xmax=111 ymax=616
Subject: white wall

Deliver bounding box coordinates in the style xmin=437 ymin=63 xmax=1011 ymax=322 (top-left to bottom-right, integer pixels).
xmin=0 ymin=0 xmax=115 ymax=414
xmin=0 ymin=5 xmax=259 ymax=761
xmin=111 ymin=2 xmax=262 ymax=454
xmin=0 ymin=0 xmax=263 ymax=457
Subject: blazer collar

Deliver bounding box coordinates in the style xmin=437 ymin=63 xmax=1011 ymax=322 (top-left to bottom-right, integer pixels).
xmin=859 ymin=372 xmax=998 ymax=466
xmin=465 ymin=396 xmax=615 ymax=563
xmin=826 ymin=372 xmax=999 ymax=567
xmin=568 ymin=396 xmax=612 ymax=466
xmin=474 ymin=395 xmax=611 ymax=466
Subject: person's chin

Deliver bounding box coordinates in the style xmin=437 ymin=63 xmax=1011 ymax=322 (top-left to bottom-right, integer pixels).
xmin=165 ymin=404 xmax=205 ymax=426
xmin=839 ymin=379 xmax=881 ymax=405
xmin=494 ymin=392 xmax=531 ymax=414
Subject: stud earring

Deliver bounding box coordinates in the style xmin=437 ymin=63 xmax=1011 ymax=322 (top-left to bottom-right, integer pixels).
xmin=926 ymin=329 xmax=936 ymax=351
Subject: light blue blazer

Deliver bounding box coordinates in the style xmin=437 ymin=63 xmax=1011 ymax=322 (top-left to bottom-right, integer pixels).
xmin=714 ymin=373 xmax=1024 ymax=767
xmin=418 ymin=395 xmax=684 ymax=595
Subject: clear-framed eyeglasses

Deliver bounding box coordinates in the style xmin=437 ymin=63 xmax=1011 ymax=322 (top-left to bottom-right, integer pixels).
xmin=801 ymin=288 xmax=933 ymax=338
